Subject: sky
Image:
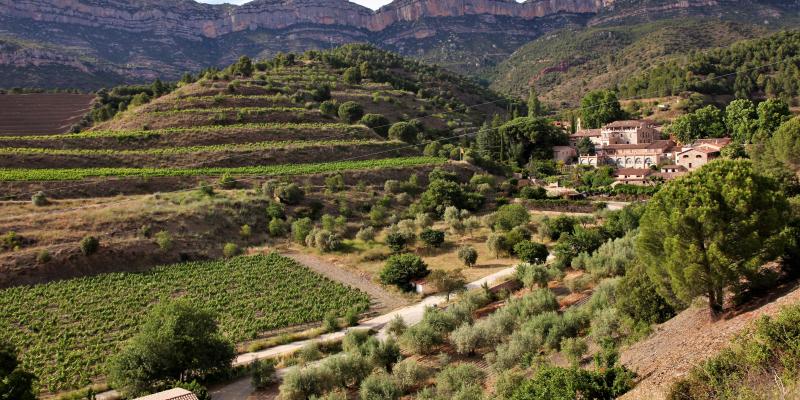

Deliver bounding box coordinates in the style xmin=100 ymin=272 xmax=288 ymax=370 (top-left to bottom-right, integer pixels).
xmin=197 ymin=0 xmax=389 ymax=10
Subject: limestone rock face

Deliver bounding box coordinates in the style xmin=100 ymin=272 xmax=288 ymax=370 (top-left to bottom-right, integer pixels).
xmin=0 ymin=0 xmax=609 ymax=37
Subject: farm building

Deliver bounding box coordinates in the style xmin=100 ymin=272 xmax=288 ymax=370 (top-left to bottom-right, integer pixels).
xmin=134 ymin=388 xmax=199 ymax=400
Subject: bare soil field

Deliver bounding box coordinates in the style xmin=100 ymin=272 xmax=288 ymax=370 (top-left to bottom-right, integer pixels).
xmin=0 ymin=93 xmax=94 ymax=135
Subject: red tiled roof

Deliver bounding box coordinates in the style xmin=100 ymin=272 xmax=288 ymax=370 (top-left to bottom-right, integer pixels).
xmin=693 ymin=137 xmax=732 ymax=146
xmin=614 ymin=168 xmax=653 ymax=176
xmin=604 ymin=119 xmax=657 ymax=129
xmin=603 ymin=140 xmax=674 ymax=151
xmin=570 ymin=129 xmax=601 ymax=137
xmin=135 ymin=389 xmax=199 ymax=400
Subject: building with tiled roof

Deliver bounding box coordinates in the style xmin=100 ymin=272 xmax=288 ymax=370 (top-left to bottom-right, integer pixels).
xmin=134 ymin=388 xmax=199 ymax=400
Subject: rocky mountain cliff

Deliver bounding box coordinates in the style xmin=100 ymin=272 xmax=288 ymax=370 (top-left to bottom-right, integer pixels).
xmin=0 ymin=0 xmax=794 ymax=90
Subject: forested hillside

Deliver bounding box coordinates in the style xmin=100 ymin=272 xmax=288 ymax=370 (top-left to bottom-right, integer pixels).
xmin=488 ymin=19 xmax=767 ymax=106
xmin=618 ymin=29 xmax=800 ymax=102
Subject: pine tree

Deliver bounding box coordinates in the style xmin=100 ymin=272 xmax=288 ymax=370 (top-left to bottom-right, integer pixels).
xmin=527 ymin=86 xmax=542 ymax=117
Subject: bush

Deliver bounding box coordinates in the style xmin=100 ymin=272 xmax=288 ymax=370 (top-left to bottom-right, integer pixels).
xmin=338 ymin=101 xmax=364 ymax=123
xmin=306 ymin=229 xmax=341 ymax=252
xmin=360 ymin=113 xmax=390 ymax=136
xmin=494 ymin=204 xmax=531 ymax=231
xmin=392 ymin=358 xmax=430 ymax=393
xmin=356 ymin=226 xmax=376 ymax=242
xmin=385 ymin=232 xmax=408 ymax=253
xmin=388 ymin=122 xmax=418 ymax=143
xmin=616 ymin=264 xmax=675 ymax=325
xmin=292 ymin=218 xmax=314 ymax=244
xmin=343 ymin=67 xmax=362 ymax=84
xmin=541 ymin=216 xmax=577 ymax=241
xmin=155 ymin=231 xmax=172 ymax=251
xmin=80 ymin=236 xmax=99 ymax=256
xmin=387 ymin=315 xmax=407 ymax=337
xmin=428 ymin=269 xmax=466 ymax=300
xmin=560 ymin=337 xmax=588 ymax=367
xmin=251 ymin=359 xmax=277 ymax=389
xmin=31 ymin=191 xmax=48 ymax=206
xmin=275 ymin=183 xmax=304 ymax=205
xmin=177 ymin=381 xmax=210 ymax=400
xmin=323 ymin=353 xmax=371 ymax=388
xmin=516 ymin=262 xmax=550 ymax=289
xmin=494 ymin=369 xmax=526 ymax=400
xmin=420 ymin=228 xmax=445 ymax=249
xmin=198 ymin=182 xmax=215 ymax=196
xmin=320 ymin=100 xmax=338 ymax=115
xmin=399 ymin=322 xmax=441 ymax=355
xmin=510 ymin=364 xmax=634 ymax=400
xmin=36 ymin=249 xmax=51 ymax=263
xmin=519 ymin=186 xmax=547 ymax=200
xmin=268 ymin=217 xmax=288 ymax=237
xmin=486 ymin=233 xmax=506 ymax=258
xmin=380 ymin=254 xmax=429 ymax=290
xmin=514 ymin=241 xmax=548 ymax=264
xmin=435 ymin=364 xmax=486 ymax=398
xmin=457 ymin=245 xmax=478 ymax=267
xmin=359 ymin=371 xmax=401 ymax=400
xmin=218 ymin=173 xmax=236 ymax=189
xmin=223 ymin=243 xmax=240 ymax=258
xmin=279 ymin=365 xmax=335 ymax=400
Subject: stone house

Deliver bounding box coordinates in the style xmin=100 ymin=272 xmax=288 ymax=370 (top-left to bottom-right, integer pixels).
xmin=675 ymin=138 xmax=731 ymax=171
xmin=552 ymin=146 xmax=577 ymax=163
xmin=612 ymin=168 xmax=654 ymax=185
xmin=135 ymin=389 xmax=199 ymax=400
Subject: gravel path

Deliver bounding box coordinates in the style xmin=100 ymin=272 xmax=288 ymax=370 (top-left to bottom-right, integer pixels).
xmin=283 ymin=252 xmax=409 ymax=312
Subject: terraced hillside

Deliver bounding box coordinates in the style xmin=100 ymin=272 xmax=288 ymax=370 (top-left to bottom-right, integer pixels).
xmin=0 ymin=45 xmax=506 ymax=287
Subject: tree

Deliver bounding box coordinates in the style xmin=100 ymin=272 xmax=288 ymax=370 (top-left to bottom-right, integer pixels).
xmin=667 ymin=105 xmax=725 ymax=144
xmin=580 ymin=90 xmax=624 ymax=129
xmin=380 ymin=254 xmax=430 ymax=291
xmin=636 ymin=160 xmax=791 ymax=315
xmin=233 ymin=56 xmax=254 ymax=77
xmin=387 ymin=122 xmax=418 ymax=143
xmin=475 ymin=122 xmax=500 ymax=159
xmin=107 ymin=300 xmax=235 ymax=396
xmin=418 ymin=179 xmax=470 ymax=216
xmin=457 ymin=245 xmax=478 ymax=267
xmin=576 ymin=137 xmax=595 ymax=156
xmin=343 ymin=67 xmax=362 ymax=84
xmin=385 ymin=232 xmax=408 ymax=253
xmin=429 ymin=269 xmax=467 ymax=300
xmin=494 ymin=204 xmax=531 ymax=231
xmin=498 ymin=117 xmax=568 ymax=166
xmin=560 ymin=337 xmax=588 ymax=367
xmin=274 ymin=183 xmax=304 ymax=205
xmin=514 ymin=241 xmax=549 ymax=264
xmin=765 ymin=117 xmax=800 ymax=174
xmin=338 ymin=101 xmax=364 ymax=123
xmin=360 ymin=114 xmax=390 ymax=136
xmin=420 ymin=228 xmax=445 ymax=249
xmin=0 ymin=341 xmax=37 ymax=400
xmin=725 ymin=99 xmax=757 ymax=144
xmin=80 ymin=235 xmax=99 ymax=255
xmin=693 ymin=105 xmax=726 ymax=138
xmin=527 ymin=86 xmax=542 ymax=117
xmin=756 ymin=98 xmax=791 ymax=139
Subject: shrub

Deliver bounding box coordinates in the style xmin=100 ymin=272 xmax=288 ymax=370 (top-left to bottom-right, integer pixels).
xmin=323 ymin=353 xmax=371 ymax=388
xmin=385 ymin=232 xmax=408 ymax=253
xmin=251 ymin=359 xmax=277 ymax=389
xmin=616 ymin=265 xmax=675 ymax=325
xmin=415 ymin=213 xmax=433 ymax=229
xmin=275 ymin=183 xmax=304 ymax=205
xmin=519 ymin=186 xmax=547 ymax=200
xmin=516 ymin=262 xmax=550 ymax=289
xmin=510 ymin=364 xmax=634 ymax=400
xmin=380 ymin=254 xmax=429 ymax=290
xmin=344 ymin=308 xmax=360 ymax=326
xmin=291 ymin=218 xmax=314 ymax=244
xmin=356 ymin=226 xmax=376 ymax=242
xmin=428 ymin=269 xmax=466 ymax=300
xmin=435 ymin=364 xmax=486 ymax=398
xmin=494 ymin=369 xmax=526 ymax=400
xmin=514 ymin=241 xmax=548 ymax=264
xmin=560 ymin=337 xmax=588 ymax=367
xmin=343 ymin=67 xmax=362 ymax=84
xmin=420 ymin=228 xmax=445 ymax=249
xmin=338 ymin=101 xmax=364 ymax=122
xmin=494 ymin=204 xmax=531 ymax=231
xmin=36 ymin=249 xmax=51 ymax=263
xmin=457 ymin=246 xmax=478 ymax=267
xmin=486 ymin=233 xmax=505 ymax=258
xmin=388 ymin=122 xmax=418 ymax=143
xmin=320 ymin=100 xmax=338 ymax=115
xmin=218 ymin=173 xmax=236 ymax=189
xmin=155 ymin=231 xmax=172 ymax=251
xmin=31 ymin=191 xmax=48 ymax=206
xmin=360 ymin=114 xmax=390 ymax=136
xmin=399 ymin=322 xmax=441 ymax=355
xmin=80 ymin=236 xmax=99 ymax=256
xmin=310 ymin=83 xmax=331 ymax=102
xmin=392 ymin=359 xmax=430 ymax=393
xmin=268 ymin=218 xmax=288 ymax=237
xmin=198 ymin=182 xmax=215 ymax=196
xmin=223 ymin=243 xmax=240 ymax=258
xmin=386 ymin=316 xmax=407 ymax=338
xmin=359 ymin=371 xmax=401 ymax=400
xmin=306 ymin=229 xmax=341 ymax=252
xmin=279 ymin=365 xmax=335 ymax=400
xmin=541 ymin=216 xmax=577 ymax=241
xmin=240 ymin=224 xmax=252 ymax=239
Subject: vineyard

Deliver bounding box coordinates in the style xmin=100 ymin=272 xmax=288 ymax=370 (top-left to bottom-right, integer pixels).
xmin=0 ymin=156 xmax=444 ymax=181
xmin=0 ymin=253 xmax=370 ymax=392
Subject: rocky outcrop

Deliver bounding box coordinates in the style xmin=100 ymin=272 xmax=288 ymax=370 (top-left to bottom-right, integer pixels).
xmin=0 ymin=0 xmax=609 ymax=37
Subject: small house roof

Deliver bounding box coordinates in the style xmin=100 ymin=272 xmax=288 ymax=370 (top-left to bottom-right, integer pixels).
xmin=614 ymin=168 xmax=653 ymax=176
xmin=604 ymin=119 xmax=657 ymax=129
xmin=570 ymin=129 xmax=601 ymax=137
xmin=135 ymin=389 xmax=198 ymax=400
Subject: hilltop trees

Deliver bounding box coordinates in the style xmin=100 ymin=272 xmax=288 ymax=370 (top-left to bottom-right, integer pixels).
xmin=0 ymin=341 xmax=36 ymax=400
xmin=725 ymin=99 xmax=758 ymax=143
xmin=497 ymin=117 xmax=567 ymax=166
xmin=580 ymin=90 xmax=624 ymax=129
xmin=636 ymin=160 xmax=791 ymax=315
xmin=666 ymin=105 xmax=726 ymax=144
xmin=107 ymin=300 xmax=235 ymax=396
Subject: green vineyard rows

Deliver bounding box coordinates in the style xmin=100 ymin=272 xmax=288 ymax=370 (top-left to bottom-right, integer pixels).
xmin=0 ymin=253 xmax=370 ymax=392
xmin=0 ymin=156 xmax=445 ymax=181
xmin=0 ymin=139 xmax=395 ymax=156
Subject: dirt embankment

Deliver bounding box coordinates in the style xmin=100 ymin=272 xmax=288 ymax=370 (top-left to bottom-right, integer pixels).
xmin=620 ymin=283 xmax=800 ymax=400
